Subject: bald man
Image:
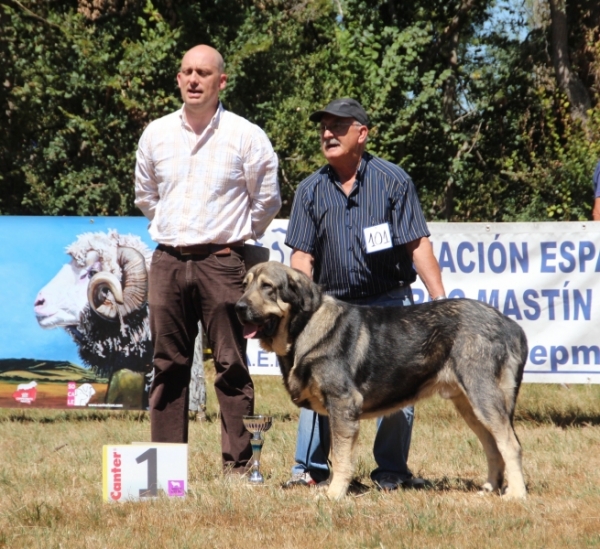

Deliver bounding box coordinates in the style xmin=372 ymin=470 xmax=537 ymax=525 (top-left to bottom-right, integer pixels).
xmin=135 ymin=45 xmax=281 ymax=474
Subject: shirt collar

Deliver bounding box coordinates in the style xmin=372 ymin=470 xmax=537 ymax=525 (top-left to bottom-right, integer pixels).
xmin=326 ymin=152 xmax=371 ymax=183
xmin=211 ymin=102 xmax=224 ymax=129
xmin=356 ymin=152 xmax=370 ymax=180
xmin=179 ymin=102 xmax=224 ymax=131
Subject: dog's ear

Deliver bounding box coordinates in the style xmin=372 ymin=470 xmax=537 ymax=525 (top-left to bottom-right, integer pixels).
xmin=285 ymin=268 xmax=322 ymax=337
xmin=278 ymin=268 xmax=302 ymax=306
xmin=285 ymin=268 xmax=319 ymax=305
xmin=243 ymin=270 xmax=255 ymax=288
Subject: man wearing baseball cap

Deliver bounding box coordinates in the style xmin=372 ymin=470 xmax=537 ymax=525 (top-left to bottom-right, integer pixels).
xmin=309 ymin=97 xmax=371 ymax=125
xmin=283 ymin=97 xmax=446 ymax=492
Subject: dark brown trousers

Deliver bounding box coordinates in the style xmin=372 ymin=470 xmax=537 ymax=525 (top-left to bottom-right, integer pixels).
xmin=148 ymin=246 xmax=253 ymax=472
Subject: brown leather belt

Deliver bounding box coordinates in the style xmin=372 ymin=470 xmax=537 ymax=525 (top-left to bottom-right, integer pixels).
xmin=159 ymin=242 xmax=244 ymax=256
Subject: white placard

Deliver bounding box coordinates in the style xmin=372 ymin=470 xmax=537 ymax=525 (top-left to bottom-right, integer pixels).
xmin=247 ymin=338 xmax=281 ymax=375
xmin=103 ymin=443 xmax=188 ymax=502
xmin=363 ymin=223 xmax=393 ymax=253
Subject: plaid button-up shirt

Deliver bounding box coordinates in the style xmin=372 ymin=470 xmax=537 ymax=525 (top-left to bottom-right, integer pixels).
xmin=135 ymin=103 xmax=281 ymax=246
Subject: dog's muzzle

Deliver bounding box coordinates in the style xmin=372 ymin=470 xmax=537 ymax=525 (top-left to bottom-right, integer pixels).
xmin=235 ymin=300 xmax=278 ymax=339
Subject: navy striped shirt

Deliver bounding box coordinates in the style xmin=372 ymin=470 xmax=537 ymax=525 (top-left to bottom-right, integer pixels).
xmin=285 ymin=152 xmax=430 ymax=299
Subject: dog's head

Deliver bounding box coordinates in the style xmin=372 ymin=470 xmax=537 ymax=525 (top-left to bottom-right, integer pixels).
xmin=235 ymin=261 xmax=322 ymax=355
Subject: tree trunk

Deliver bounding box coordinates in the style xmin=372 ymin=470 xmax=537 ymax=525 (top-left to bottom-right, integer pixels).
xmin=548 ymin=0 xmax=591 ymax=121
xmin=440 ymin=0 xmax=482 ymax=219
xmin=189 ymin=322 xmax=207 ymax=421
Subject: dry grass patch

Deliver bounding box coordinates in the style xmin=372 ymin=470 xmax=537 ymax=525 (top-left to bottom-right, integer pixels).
xmin=0 ymin=370 xmax=599 ymax=549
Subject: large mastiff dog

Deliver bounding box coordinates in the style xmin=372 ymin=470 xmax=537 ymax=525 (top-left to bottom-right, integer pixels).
xmin=235 ymin=262 xmax=528 ymax=500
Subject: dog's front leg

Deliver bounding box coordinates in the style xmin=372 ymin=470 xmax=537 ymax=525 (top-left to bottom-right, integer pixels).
xmin=325 ymin=396 xmax=361 ymax=500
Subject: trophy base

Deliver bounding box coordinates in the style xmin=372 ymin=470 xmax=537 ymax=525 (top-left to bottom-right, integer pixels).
xmin=247 ymin=471 xmax=265 ymax=484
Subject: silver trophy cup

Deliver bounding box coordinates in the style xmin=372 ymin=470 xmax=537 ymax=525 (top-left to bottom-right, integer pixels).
xmin=243 ymin=415 xmax=273 ymax=484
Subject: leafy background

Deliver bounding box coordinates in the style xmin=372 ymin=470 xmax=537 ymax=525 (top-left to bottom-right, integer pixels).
xmin=1 ymin=0 xmax=600 ymax=220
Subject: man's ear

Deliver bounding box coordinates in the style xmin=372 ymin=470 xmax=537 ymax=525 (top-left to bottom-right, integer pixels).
xmin=357 ymin=125 xmax=369 ymax=145
xmin=219 ymin=73 xmax=228 ymax=91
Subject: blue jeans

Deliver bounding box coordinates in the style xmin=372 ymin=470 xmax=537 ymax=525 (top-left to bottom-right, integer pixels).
xmin=291 ymin=286 xmax=415 ymax=484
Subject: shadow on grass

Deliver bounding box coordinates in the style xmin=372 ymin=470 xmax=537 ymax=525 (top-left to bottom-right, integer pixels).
xmin=515 ymin=410 xmax=600 ymax=428
xmin=428 ymin=477 xmax=486 ymax=494
xmin=305 ymin=476 xmax=486 ymax=497
xmin=0 ymin=409 xmax=297 ymax=425
xmin=0 ymin=410 xmax=149 ymax=423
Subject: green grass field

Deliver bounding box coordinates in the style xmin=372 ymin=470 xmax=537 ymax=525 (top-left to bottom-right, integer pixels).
xmin=0 ymin=365 xmax=599 ymax=549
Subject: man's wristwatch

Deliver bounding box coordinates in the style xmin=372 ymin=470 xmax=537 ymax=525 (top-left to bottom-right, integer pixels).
xmin=433 ymin=295 xmax=447 ymax=301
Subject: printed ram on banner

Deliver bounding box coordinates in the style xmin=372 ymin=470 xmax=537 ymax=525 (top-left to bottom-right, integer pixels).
xmin=0 ymin=217 xmax=288 ymax=409
xmin=0 ymin=217 xmax=156 ymax=410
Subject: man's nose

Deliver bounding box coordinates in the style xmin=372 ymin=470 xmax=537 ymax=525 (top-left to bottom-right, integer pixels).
xmin=321 ymin=127 xmax=334 ymax=139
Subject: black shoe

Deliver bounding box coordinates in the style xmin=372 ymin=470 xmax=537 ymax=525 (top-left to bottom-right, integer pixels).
xmin=374 ymin=474 xmax=402 ymax=491
xmin=374 ymin=475 xmax=431 ymax=491
xmin=402 ymin=477 xmax=432 ymax=490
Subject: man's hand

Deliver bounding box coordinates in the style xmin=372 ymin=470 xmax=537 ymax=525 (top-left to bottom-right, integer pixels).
xmin=406 ymin=237 xmax=446 ymax=300
xmin=290 ymin=249 xmax=314 ymax=280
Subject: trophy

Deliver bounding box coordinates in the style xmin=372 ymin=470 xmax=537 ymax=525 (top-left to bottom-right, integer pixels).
xmin=243 ymin=415 xmax=273 ymax=484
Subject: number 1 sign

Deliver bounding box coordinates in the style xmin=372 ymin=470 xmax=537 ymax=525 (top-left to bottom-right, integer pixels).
xmin=102 ymin=443 xmax=188 ymax=502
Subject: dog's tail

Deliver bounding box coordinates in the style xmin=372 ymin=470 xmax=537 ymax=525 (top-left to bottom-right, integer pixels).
xmin=504 ymin=322 xmax=528 ymax=422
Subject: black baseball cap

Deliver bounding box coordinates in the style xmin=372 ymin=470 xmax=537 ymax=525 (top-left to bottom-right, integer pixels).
xmin=309 ymin=98 xmax=370 ymax=127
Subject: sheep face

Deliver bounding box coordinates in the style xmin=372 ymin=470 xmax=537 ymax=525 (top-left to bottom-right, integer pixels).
xmin=34 ymin=254 xmax=101 ymax=329
xmin=33 ymin=230 xmax=154 ymax=407
xmin=33 ymin=230 xmax=152 ymax=371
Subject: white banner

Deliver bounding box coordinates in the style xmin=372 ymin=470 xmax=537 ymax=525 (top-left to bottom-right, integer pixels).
xmin=247 ymin=221 xmax=600 ymax=384
xmin=246 ymin=220 xmax=291 ymax=376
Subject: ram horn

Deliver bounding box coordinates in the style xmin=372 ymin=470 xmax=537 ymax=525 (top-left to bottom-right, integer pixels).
xmin=88 ymin=247 xmax=148 ymax=320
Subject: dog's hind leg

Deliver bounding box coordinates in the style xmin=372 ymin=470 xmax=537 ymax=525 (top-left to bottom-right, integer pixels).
xmin=455 ymin=391 xmax=526 ymax=500
xmin=493 ymin=429 xmax=526 ymax=500
xmin=485 ymin=418 xmax=526 ymax=500
xmin=325 ymin=393 xmax=362 ymax=501
xmin=450 ymin=392 xmax=505 ymax=494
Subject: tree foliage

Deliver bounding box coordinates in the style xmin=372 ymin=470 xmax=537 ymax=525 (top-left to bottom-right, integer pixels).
xmin=1 ymin=0 xmax=599 ymax=220
xmin=0 ymin=0 xmax=182 ymax=214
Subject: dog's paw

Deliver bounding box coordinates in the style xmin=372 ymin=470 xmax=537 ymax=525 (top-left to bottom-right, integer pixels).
xmin=478 ymin=482 xmax=496 ymax=496
xmin=501 ymin=486 xmax=527 ymax=500
xmin=313 ymin=491 xmax=346 ymax=502
xmin=325 ymin=485 xmax=348 ymax=501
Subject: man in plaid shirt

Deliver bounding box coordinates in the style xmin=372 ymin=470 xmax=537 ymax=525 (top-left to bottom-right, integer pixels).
xmin=135 ymin=45 xmax=281 ymax=474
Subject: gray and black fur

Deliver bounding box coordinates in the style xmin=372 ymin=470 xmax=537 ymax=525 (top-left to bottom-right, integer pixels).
xmin=236 ymin=262 xmax=528 ymax=500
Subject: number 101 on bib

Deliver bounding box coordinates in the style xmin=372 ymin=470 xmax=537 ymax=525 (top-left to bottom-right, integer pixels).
xmin=103 ymin=443 xmax=188 ymax=502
